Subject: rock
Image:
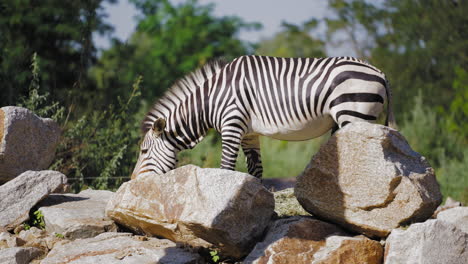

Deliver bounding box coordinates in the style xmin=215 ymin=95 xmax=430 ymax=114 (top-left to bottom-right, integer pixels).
xmin=0 ymin=106 xmax=61 ymax=183
xmin=0 ymin=232 xmax=24 ymax=249
xmin=244 ymin=216 xmax=383 ymax=264
xmin=295 ymin=122 xmax=442 ymax=237
xmin=273 ymin=188 xmax=310 ymax=217
xmin=437 ymin=207 xmax=468 ymax=233
xmin=0 ymin=247 xmax=43 ymax=264
xmin=38 ymin=189 xmax=117 ymax=239
xmin=433 ymin=197 xmax=463 ymax=217
xmin=0 ymin=171 xmax=68 ymax=231
xmin=18 ymin=227 xmax=63 ymax=252
xmin=106 ymin=165 xmax=275 ymax=259
xmin=40 ymin=232 xmax=202 ymax=264
xmin=263 ymin=178 xmax=296 ymax=191
xmin=385 ymin=219 xmax=468 ymax=264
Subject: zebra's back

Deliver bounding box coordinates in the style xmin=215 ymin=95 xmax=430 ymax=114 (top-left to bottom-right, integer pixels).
xmin=226 ymin=55 xmax=387 ymax=140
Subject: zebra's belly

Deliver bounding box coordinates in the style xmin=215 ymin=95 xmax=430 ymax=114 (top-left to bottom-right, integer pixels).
xmin=252 ymin=115 xmax=335 ymax=141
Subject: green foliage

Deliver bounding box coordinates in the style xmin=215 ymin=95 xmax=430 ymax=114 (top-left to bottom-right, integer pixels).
xmin=51 ymin=76 xmax=143 ymax=191
xmin=55 ymin=233 xmax=65 ymax=238
xmin=0 ymin=0 xmax=115 ymax=107
xmin=256 ymin=20 xmax=326 ymax=58
xmin=18 ymin=53 xmax=65 ymax=121
xmin=447 ymin=67 xmax=468 ymax=139
xmin=24 ymin=210 xmax=45 ymax=230
xmin=209 ymin=250 xmax=220 ymax=263
xmin=437 ymin=150 xmax=468 ymax=205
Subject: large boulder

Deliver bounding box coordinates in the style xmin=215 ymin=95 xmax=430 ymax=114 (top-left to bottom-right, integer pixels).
xmin=106 ymin=165 xmax=275 ymax=259
xmin=0 ymin=106 xmax=61 ymax=183
xmin=244 ymin=216 xmax=383 ymax=264
xmin=38 ymin=189 xmax=117 ymax=239
xmin=0 ymin=247 xmax=43 ymax=264
xmin=385 ymin=219 xmax=468 ymax=264
xmin=40 ymin=232 xmax=202 ymax=264
xmin=0 ymin=171 xmax=68 ymax=231
xmin=295 ymin=122 xmax=442 ymax=237
xmin=437 ymin=207 xmax=468 ymax=233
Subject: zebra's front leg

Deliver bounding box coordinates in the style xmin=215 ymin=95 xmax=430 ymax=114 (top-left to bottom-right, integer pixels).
xmin=220 ymin=127 xmax=244 ymax=171
xmin=241 ymin=134 xmax=263 ymax=178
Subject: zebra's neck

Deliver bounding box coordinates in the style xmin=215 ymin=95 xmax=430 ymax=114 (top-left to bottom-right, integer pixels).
xmin=165 ymin=90 xmax=210 ymax=151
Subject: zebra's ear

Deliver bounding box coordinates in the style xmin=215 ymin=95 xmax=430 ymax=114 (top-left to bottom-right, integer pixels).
xmin=152 ymin=118 xmax=166 ymax=135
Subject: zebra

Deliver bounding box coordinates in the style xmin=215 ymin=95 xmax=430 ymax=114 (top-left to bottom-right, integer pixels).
xmin=131 ymin=55 xmax=396 ymax=179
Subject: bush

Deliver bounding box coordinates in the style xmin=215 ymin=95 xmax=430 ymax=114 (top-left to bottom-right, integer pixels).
xmin=18 ymin=53 xmax=144 ymax=192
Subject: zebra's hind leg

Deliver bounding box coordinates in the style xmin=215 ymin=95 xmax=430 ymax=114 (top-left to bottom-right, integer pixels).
xmin=241 ymin=134 xmax=262 ymax=178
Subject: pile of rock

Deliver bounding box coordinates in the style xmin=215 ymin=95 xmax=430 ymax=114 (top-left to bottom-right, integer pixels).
xmin=0 ymin=107 xmax=467 ymax=264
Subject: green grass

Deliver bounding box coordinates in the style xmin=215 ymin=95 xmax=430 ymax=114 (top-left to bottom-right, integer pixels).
xmin=178 ymin=130 xmax=327 ymax=179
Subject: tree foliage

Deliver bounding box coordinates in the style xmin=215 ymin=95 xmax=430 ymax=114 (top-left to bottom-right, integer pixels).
xmin=0 ymin=0 xmax=115 ymax=107
xmin=256 ymin=20 xmax=326 ymax=58
xmin=90 ymin=0 xmax=260 ymax=107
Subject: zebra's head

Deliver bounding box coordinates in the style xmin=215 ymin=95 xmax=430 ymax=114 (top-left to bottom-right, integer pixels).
xmin=131 ymin=118 xmax=177 ymax=179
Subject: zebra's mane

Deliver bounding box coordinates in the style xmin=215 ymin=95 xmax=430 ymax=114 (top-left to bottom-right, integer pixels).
xmin=142 ymin=58 xmax=229 ymax=133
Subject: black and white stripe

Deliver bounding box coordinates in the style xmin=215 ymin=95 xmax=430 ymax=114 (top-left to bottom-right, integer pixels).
xmin=132 ymin=55 xmax=395 ymax=179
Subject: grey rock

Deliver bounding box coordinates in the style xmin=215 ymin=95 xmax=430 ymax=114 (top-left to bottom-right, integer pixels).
xmin=40 ymin=232 xmax=202 ymax=264
xmin=437 ymin=207 xmax=468 ymax=233
xmin=18 ymin=227 xmax=63 ymax=252
xmin=0 ymin=247 xmax=42 ymax=264
xmin=273 ymin=188 xmax=310 ymax=217
xmin=0 ymin=171 xmax=68 ymax=231
xmin=385 ymin=219 xmax=468 ymax=264
xmin=0 ymin=106 xmax=61 ymax=183
xmin=38 ymin=189 xmax=117 ymax=239
xmin=244 ymin=216 xmax=383 ymax=264
xmin=106 ymin=165 xmax=275 ymax=259
xmin=295 ymin=122 xmax=442 ymax=237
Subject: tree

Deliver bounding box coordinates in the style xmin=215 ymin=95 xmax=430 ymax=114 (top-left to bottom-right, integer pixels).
xmin=90 ymin=0 xmax=260 ymax=107
xmin=0 ymin=0 xmax=115 ymax=107
xmin=256 ymin=20 xmax=326 ymax=58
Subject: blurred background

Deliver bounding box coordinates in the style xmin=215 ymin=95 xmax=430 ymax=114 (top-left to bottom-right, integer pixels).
xmin=0 ymin=0 xmax=466 ymax=203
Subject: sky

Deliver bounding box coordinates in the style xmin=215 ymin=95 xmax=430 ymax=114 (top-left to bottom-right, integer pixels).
xmin=94 ymin=0 xmax=332 ymax=50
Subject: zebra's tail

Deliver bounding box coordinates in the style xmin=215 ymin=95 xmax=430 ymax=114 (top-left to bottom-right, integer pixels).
xmin=384 ymin=77 xmax=397 ymax=129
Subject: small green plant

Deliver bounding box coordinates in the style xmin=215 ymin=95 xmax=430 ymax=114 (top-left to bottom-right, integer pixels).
xmin=55 ymin=233 xmax=64 ymax=238
xmin=31 ymin=210 xmax=45 ymax=229
xmin=22 ymin=210 xmax=45 ymax=230
xmin=18 ymin=52 xmax=65 ymax=121
xmin=210 ymin=250 xmax=220 ymax=263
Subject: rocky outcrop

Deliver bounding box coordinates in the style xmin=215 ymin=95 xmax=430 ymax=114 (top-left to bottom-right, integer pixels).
xmin=244 ymin=216 xmax=383 ymax=264
xmin=295 ymin=122 xmax=442 ymax=237
xmin=38 ymin=189 xmax=117 ymax=239
xmin=106 ymin=165 xmax=275 ymax=259
xmin=385 ymin=219 xmax=468 ymax=264
xmin=437 ymin=207 xmax=468 ymax=233
xmin=0 ymin=106 xmax=61 ymax=183
xmin=0 ymin=171 xmax=68 ymax=231
xmin=17 ymin=227 xmax=64 ymax=253
xmin=273 ymin=188 xmax=310 ymax=217
xmin=0 ymin=247 xmax=43 ymax=264
xmin=40 ymin=232 xmax=202 ymax=264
